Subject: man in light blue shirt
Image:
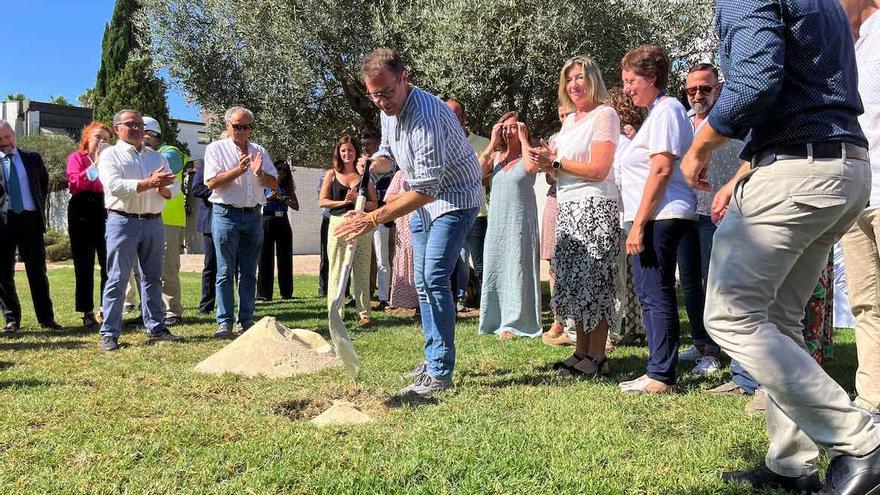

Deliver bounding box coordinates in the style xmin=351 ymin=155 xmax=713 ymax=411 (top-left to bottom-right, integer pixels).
xmin=335 ymin=48 xmax=483 ymax=398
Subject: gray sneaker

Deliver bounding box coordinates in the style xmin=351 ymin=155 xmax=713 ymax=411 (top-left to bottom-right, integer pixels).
xmin=395 ymin=373 xmax=453 ymax=398
xmin=100 ymin=336 xmax=119 ymax=352
xmin=236 ymin=321 xmax=254 ymax=334
xmin=214 ymin=323 xmax=233 ymax=339
xmin=401 ymin=361 xmax=428 ymax=380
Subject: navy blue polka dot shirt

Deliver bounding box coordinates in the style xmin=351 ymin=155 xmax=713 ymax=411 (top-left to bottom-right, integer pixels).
xmin=709 ymin=0 xmax=868 ymax=160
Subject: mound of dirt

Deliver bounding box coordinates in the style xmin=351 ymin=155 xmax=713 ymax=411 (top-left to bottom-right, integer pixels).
xmin=195 ymin=316 xmax=340 ymax=378
xmin=310 ymin=400 xmax=374 ymax=427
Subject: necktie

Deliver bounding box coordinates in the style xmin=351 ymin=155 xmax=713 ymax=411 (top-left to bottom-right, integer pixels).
xmin=5 ymin=156 xmax=24 ymax=214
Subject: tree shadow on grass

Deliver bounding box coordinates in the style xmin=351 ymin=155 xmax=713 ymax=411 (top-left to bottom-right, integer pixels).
xmin=0 ymin=379 xmax=55 ymax=389
xmin=0 ymin=340 xmax=86 ymax=351
xmin=0 ymin=361 xmax=13 ymax=370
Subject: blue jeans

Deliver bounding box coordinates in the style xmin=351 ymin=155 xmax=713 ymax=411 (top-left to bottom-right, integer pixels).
xmin=677 ymin=214 xmax=720 ymax=354
xmin=411 ymin=208 xmax=478 ymax=378
xmin=100 ymin=214 xmax=166 ymax=338
xmin=212 ymin=204 xmax=263 ymax=328
xmin=632 ymin=218 xmax=694 ymax=385
xmin=732 ymin=360 xmax=760 ymax=395
xmin=453 ymin=216 xmax=488 ymax=300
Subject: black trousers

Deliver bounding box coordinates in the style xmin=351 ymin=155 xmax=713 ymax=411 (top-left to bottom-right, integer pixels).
xmin=258 ymin=215 xmax=293 ymax=300
xmin=0 ymin=210 xmax=55 ymax=325
xmin=68 ymin=193 xmax=108 ymax=314
xmin=199 ymin=233 xmax=217 ymax=312
xmin=318 ymin=215 xmax=329 ymax=296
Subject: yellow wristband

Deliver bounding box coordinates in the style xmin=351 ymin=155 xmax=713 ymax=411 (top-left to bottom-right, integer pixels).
xmin=368 ymin=212 xmax=379 ymax=228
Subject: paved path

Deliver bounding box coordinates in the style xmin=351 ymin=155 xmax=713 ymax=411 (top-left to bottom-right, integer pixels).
xmin=21 ymin=254 xmax=551 ymax=279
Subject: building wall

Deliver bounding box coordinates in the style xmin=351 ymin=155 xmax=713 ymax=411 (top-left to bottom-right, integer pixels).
xmin=174 ymin=120 xmax=207 ymax=161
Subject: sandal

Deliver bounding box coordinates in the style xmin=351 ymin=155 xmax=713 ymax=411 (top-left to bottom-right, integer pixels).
xmin=550 ymin=353 xmax=584 ymax=371
xmin=497 ymin=330 xmax=515 ymax=340
xmin=559 ymin=355 xmax=610 ymax=378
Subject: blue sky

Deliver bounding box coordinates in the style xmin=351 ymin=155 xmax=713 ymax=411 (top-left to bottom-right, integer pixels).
xmin=1 ymin=0 xmax=201 ymax=121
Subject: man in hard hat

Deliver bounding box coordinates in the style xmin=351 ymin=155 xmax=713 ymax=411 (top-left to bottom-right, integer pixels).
xmin=143 ymin=116 xmax=187 ymax=328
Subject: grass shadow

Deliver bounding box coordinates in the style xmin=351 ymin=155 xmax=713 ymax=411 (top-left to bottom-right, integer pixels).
xmin=0 ymin=379 xmax=55 ymax=389
xmin=0 ymin=340 xmax=86 ymax=351
xmin=383 ymin=394 xmax=440 ymax=409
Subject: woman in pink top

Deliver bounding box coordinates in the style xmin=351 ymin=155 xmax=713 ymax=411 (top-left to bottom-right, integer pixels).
xmin=66 ymin=121 xmax=111 ymax=330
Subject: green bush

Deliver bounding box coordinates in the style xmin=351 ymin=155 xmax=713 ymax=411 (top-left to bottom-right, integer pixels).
xmin=44 ymin=230 xmax=72 ymax=262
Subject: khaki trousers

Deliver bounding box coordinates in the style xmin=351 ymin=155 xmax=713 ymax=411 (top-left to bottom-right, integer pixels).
xmin=704 ymin=155 xmax=879 ymax=476
xmin=162 ymin=225 xmax=184 ymax=318
xmin=841 ymin=208 xmax=880 ymax=412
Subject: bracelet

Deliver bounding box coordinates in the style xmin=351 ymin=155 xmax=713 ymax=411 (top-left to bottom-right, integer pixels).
xmin=368 ymin=212 xmax=379 ymax=228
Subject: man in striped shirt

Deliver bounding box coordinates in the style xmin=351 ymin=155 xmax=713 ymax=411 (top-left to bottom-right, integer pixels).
xmin=335 ymin=48 xmax=483 ymax=398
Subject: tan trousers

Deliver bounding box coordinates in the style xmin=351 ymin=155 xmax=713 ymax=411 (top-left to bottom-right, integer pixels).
xmin=162 ymin=225 xmax=184 ymax=318
xmin=327 ymin=215 xmax=373 ymax=319
xmin=704 ymin=155 xmax=879 ymax=477
xmin=841 ymin=208 xmax=880 ymax=412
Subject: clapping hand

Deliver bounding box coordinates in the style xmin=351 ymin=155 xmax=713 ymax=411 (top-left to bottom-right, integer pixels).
xmin=148 ymin=166 xmax=176 ymax=188
xmin=237 ymin=153 xmax=251 ymax=174
xmin=249 ymin=152 xmax=263 ymax=176
xmin=344 ymin=187 xmax=358 ymax=204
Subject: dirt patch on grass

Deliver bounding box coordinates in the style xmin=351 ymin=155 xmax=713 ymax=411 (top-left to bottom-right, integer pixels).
xmin=274 ymin=398 xmax=330 ymax=421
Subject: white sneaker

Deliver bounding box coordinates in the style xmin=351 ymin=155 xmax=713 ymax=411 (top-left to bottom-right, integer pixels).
xmin=690 ymin=356 xmax=721 ymax=375
xmin=678 ymin=346 xmax=703 ymax=362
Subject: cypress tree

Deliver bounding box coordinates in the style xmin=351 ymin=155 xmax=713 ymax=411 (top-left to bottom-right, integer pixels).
xmin=92 ymin=0 xmax=185 ymax=151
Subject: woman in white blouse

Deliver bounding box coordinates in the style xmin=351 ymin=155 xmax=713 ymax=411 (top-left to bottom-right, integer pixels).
xmin=528 ymin=55 xmax=621 ymax=376
xmin=617 ymin=45 xmax=696 ymax=394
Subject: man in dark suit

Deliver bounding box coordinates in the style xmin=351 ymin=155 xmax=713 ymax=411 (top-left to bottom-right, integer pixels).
xmin=0 ymin=120 xmax=61 ymax=334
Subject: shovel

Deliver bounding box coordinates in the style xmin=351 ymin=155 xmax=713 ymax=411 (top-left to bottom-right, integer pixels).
xmin=327 ymin=159 xmax=372 ymax=376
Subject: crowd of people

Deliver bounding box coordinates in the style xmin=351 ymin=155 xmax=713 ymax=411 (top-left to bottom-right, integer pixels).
xmin=1 ymin=0 xmax=880 ymax=492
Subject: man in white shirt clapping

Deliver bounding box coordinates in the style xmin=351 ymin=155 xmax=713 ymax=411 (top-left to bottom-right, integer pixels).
xmin=98 ymin=109 xmax=182 ymax=351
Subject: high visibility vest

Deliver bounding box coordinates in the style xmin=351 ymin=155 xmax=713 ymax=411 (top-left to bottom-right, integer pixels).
xmin=158 ymin=145 xmax=189 ymax=228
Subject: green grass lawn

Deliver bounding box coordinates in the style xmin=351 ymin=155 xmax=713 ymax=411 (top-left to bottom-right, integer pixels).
xmin=0 ymin=268 xmax=859 ymax=494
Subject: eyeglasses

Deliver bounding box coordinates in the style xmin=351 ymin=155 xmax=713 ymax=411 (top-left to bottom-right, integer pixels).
xmin=231 ymin=124 xmax=253 ymax=131
xmin=366 ymin=75 xmax=402 ymax=102
xmin=117 ymin=121 xmax=145 ymax=130
xmin=686 ymin=85 xmax=716 ymax=97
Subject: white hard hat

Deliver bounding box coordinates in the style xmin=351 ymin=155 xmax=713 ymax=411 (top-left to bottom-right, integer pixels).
xmin=142 ymin=116 xmax=161 ymax=135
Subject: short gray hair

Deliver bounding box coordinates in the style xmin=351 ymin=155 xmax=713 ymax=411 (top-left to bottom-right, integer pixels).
xmin=113 ymin=109 xmax=141 ymax=125
xmin=224 ymin=106 xmax=254 ymax=124
xmin=0 ymin=119 xmax=13 ymax=132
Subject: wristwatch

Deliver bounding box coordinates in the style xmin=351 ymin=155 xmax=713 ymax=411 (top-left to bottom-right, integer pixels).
xmin=551 ymin=159 xmax=562 ymax=170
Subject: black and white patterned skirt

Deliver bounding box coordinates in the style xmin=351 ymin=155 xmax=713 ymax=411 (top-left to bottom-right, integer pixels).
xmin=550 ymin=196 xmax=621 ymax=333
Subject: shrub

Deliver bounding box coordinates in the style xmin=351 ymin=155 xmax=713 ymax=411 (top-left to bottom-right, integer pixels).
xmin=44 ymin=230 xmax=72 ymax=262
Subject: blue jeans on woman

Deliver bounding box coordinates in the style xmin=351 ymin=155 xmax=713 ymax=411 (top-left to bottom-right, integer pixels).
xmin=677 ymin=214 xmax=721 ymax=354
xmin=212 ymin=204 xmax=263 ymax=329
xmin=631 ymin=218 xmax=694 ymax=385
xmin=411 ymin=208 xmax=478 ymax=379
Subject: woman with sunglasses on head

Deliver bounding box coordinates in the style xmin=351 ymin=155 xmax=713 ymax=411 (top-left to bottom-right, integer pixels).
xmin=476 ymin=111 xmax=542 ymax=340
xmin=66 ymin=121 xmax=112 ymax=330
xmin=529 ymin=55 xmax=623 ymax=375
xmin=320 ymin=135 xmax=378 ymax=327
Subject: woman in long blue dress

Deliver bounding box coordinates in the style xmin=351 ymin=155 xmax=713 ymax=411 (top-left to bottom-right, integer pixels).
xmin=476 ymin=111 xmax=542 ymax=339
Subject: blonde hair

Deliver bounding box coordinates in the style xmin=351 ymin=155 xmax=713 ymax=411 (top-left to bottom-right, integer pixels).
xmin=558 ymin=55 xmax=608 ymax=110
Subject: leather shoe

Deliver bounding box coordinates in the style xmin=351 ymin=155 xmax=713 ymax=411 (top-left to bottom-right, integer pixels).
xmin=819 ymin=443 xmax=880 ymax=494
xmin=40 ymin=321 xmax=62 ymax=331
xmin=2 ymin=322 xmax=20 ymax=335
xmin=722 ymin=462 xmax=821 ymax=493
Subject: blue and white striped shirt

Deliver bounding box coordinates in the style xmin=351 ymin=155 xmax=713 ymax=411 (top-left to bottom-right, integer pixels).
xmin=374 ymin=86 xmax=484 ymax=225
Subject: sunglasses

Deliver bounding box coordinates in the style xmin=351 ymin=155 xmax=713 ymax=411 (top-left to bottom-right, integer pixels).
xmin=231 ymin=124 xmax=253 ymax=131
xmin=686 ymin=85 xmax=716 ymax=97
xmin=117 ymin=121 xmax=145 ymax=130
